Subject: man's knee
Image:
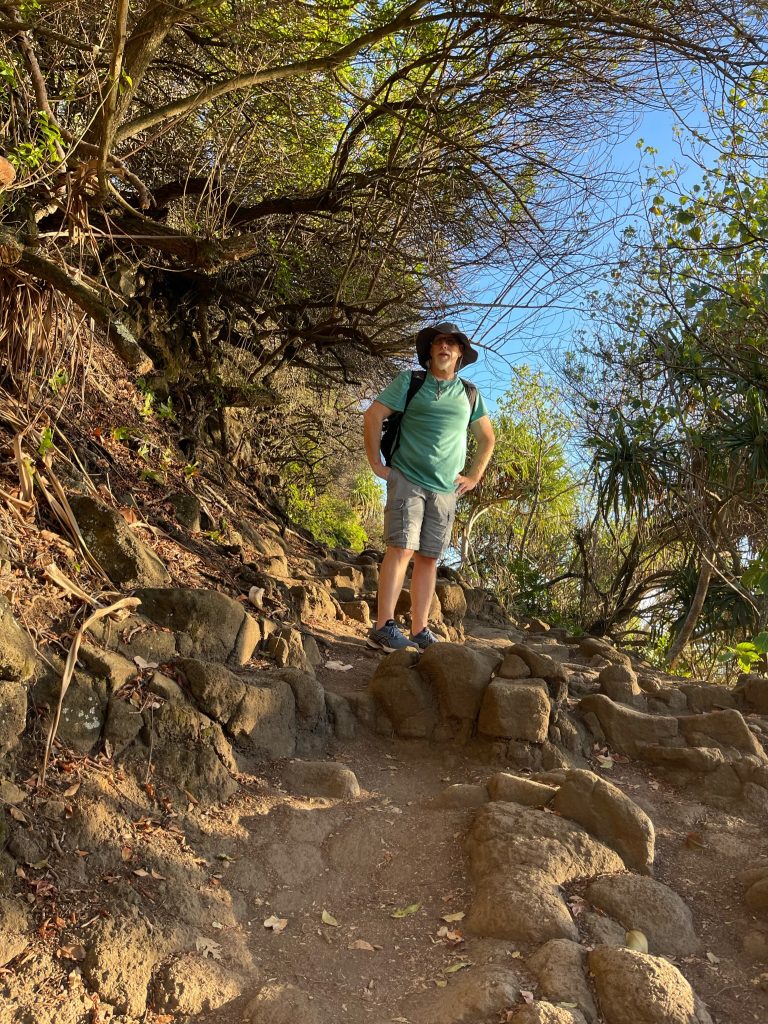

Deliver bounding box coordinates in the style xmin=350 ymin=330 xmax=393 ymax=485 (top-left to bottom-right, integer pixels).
xmin=384 ymin=545 xmax=414 ymax=561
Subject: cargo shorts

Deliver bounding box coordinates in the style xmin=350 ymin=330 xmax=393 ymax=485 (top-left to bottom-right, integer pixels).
xmin=383 ymin=467 xmax=457 ymax=559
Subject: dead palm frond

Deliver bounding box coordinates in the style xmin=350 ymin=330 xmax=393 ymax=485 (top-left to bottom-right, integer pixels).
xmin=0 ymin=268 xmax=89 ymax=410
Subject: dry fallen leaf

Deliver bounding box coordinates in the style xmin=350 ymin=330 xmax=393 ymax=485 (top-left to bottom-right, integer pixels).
xmin=195 ymin=936 xmax=222 ymax=960
xmin=348 ymin=939 xmax=376 ymax=952
xmin=132 ymin=868 xmax=149 ymax=877
xmin=706 ymin=950 xmax=721 ymax=965
xmin=391 ymin=902 xmax=421 ymax=919
xmin=121 ymin=846 xmax=133 ymax=862
xmin=520 ymin=990 xmax=535 ymax=1005
xmin=8 ymin=806 xmax=27 ymax=823
xmin=685 ymin=832 xmax=707 ymax=850
xmin=321 ymin=909 xmax=339 ymax=927
xmin=133 ymin=655 xmax=159 ymax=670
xmin=59 ymin=943 xmax=86 ymax=961
xmin=326 ymin=660 xmax=353 ymax=671
xmin=263 ymin=915 xmax=288 ymax=932
xmin=441 ymin=911 xmax=465 ymax=923
xmin=63 ymin=782 xmax=80 ymax=797
xmin=444 ymin=961 xmax=471 ymax=974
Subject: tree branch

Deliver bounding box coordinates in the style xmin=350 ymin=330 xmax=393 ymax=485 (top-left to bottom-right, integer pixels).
xmin=116 ymin=0 xmax=429 ymax=141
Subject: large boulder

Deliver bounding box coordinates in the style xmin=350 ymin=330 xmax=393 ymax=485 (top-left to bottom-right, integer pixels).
xmin=103 ymin=695 xmax=144 ymax=754
xmin=82 ymin=913 xmax=161 ymax=1018
xmin=289 ymin=582 xmax=338 ymax=622
xmin=578 ymin=694 xmax=679 ymax=756
xmin=497 ymin=653 xmax=531 ymax=679
xmin=69 ymin=495 xmax=170 ymax=588
xmin=678 ymin=708 xmax=767 ymax=760
xmin=465 ymin=803 xmax=624 ymax=944
xmin=487 ymin=772 xmax=558 ymax=807
xmin=227 ymin=677 xmax=297 ymax=758
xmin=150 ymin=953 xmax=243 ymax=1015
xmin=278 ymin=668 xmax=326 ymax=729
xmin=578 ymin=638 xmax=631 ymax=668
xmin=586 ymin=874 xmax=701 ymax=957
xmin=0 ymin=598 xmax=35 ymax=757
xmin=738 ymin=673 xmax=768 ymax=714
xmin=598 ymin=664 xmax=641 ymax=704
xmin=508 ymin=644 xmax=568 ymax=689
xmin=36 ymin=673 xmax=108 ymax=755
xmin=0 ymin=897 xmax=30 ymax=966
xmin=135 ymin=588 xmax=259 ymax=665
xmin=679 ymin=682 xmax=736 ymax=714
xmin=509 ymin=1005 xmax=588 ymax=1024
xmin=265 ymin=627 xmax=316 ymax=674
xmin=142 ymin=702 xmax=237 ymax=802
xmin=478 ymin=679 xmax=550 ymax=742
xmin=588 ymin=946 xmax=713 ymax=1024
xmin=417 ymin=643 xmax=492 ymax=722
xmin=526 ymin=939 xmax=597 ymax=1023
xmin=369 ymin=650 xmax=438 ymax=738
xmin=408 ymin=965 xmax=524 ymax=1024
xmin=0 ymin=596 xmax=37 ymax=682
xmin=553 ymin=769 xmax=655 ymax=874
xmin=282 ymin=760 xmax=360 ymax=799
xmin=434 ymin=580 xmax=467 ymax=626
xmin=0 ymin=682 xmax=27 ymax=757
xmin=637 ymin=745 xmax=724 ymax=773
xmin=176 ymin=658 xmax=245 ymax=723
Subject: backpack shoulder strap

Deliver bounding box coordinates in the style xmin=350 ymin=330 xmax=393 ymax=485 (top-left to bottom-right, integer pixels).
xmin=459 ymin=377 xmax=478 ymax=416
xmin=403 ymin=369 xmax=426 ymax=412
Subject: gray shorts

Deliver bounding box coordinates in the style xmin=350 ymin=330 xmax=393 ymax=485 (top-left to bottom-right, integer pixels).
xmin=383 ymin=467 xmax=457 ymax=558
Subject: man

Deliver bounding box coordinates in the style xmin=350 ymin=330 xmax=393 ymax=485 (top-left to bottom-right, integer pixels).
xmin=363 ymin=322 xmax=495 ymax=651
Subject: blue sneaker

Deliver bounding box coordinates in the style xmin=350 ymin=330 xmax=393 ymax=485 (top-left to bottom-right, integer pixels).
xmin=410 ymin=627 xmax=441 ymax=650
xmin=367 ymin=619 xmax=418 ymax=652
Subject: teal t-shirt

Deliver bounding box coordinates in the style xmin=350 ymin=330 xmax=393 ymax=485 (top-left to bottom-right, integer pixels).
xmin=375 ymin=371 xmax=489 ymax=493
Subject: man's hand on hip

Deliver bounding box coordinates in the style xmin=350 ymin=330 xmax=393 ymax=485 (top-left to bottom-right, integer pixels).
xmin=373 ymin=462 xmax=391 ymax=481
xmin=455 ymin=474 xmax=479 ymax=496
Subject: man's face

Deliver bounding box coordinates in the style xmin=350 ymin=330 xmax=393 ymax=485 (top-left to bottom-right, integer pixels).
xmin=430 ymin=333 xmax=464 ymax=374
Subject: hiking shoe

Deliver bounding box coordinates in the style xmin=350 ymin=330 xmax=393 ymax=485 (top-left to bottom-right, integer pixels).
xmin=367 ymin=619 xmax=418 ymax=652
xmin=410 ymin=627 xmax=441 ymax=650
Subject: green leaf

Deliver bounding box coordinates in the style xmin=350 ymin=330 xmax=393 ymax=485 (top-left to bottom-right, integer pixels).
xmin=390 ymin=903 xmax=421 ymax=919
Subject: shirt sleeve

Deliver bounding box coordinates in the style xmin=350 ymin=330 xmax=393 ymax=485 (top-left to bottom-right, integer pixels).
xmin=470 ymin=388 xmax=490 ymax=423
xmin=374 ymin=371 xmax=411 ymax=412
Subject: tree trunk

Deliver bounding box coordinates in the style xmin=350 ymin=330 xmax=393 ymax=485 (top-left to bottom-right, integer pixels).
xmin=665 ymin=556 xmax=714 ymax=669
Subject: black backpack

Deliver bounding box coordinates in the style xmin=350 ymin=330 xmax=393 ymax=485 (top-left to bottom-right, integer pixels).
xmin=380 ymin=370 xmax=478 ymax=466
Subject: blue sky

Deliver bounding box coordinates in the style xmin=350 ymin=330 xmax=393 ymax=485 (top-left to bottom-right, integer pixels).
xmin=449 ymin=104 xmax=705 ymax=415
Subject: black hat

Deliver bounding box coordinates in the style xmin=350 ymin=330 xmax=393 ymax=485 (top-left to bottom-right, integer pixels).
xmin=415 ymin=322 xmax=479 ymax=369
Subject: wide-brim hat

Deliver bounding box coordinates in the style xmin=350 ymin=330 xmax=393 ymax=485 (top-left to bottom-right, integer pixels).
xmin=415 ymin=321 xmax=479 ymax=369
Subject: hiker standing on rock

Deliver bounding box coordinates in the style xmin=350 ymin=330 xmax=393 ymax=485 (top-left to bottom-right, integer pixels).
xmin=363 ymin=322 xmax=495 ymax=652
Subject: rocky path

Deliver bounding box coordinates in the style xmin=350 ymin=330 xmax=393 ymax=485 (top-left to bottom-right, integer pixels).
xmin=2 ymin=513 xmax=768 ymax=1023
xmin=190 ymin=623 xmax=768 ymax=1024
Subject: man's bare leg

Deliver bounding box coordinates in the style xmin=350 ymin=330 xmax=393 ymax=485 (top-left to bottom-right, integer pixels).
xmin=410 ymin=553 xmax=438 ymax=635
xmin=375 ymin=545 xmax=414 ymax=628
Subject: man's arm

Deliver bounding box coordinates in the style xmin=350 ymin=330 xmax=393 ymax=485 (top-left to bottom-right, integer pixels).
xmin=455 ymin=415 xmax=495 ymax=496
xmin=363 ymin=400 xmax=394 ymax=480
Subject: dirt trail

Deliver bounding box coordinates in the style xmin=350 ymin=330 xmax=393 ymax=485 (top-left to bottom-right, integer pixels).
xmin=4 ymin=619 xmax=768 ymax=1024
xmin=186 ymin=622 xmax=768 ymax=1024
